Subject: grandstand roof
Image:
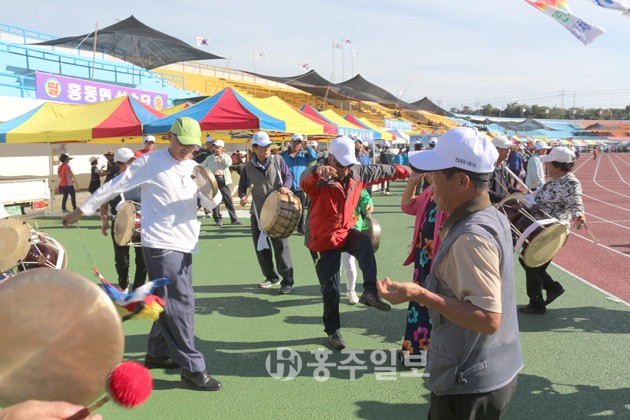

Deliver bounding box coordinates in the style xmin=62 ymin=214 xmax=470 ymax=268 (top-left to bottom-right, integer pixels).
xmin=33 ymin=15 xmax=223 ymax=70
xmin=409 ymin=97 xmax=453 ymax=116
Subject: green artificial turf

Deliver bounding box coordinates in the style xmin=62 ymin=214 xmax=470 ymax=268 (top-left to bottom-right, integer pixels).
xmin=23 ymin=181 xmax=630 ymax=419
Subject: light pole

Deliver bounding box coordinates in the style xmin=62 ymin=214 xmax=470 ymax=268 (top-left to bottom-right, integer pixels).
xmin=521 ymin=108 xmax=525 ymax=119
xmin=545 ymin=109 xmax=550 ymax=119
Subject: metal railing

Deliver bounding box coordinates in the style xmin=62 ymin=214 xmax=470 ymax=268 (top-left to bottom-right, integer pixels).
xmin=0 ymin=41 xmax=187 ymax=91
xmin=0 ymin=23 xmax=56 ymax=43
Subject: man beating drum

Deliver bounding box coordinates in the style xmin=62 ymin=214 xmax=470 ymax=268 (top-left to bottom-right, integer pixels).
xmin=98 ymin=147 xmax=147 ymax=293
xmin=237 ymin=131 xmax=296 ymax=295
xmin=63 ymin=117 xmax=223 ymax=391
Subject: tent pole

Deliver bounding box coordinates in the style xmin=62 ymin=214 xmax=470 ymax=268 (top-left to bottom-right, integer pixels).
xmin=48 ymin=142 xmax=54 ymax=215
xmin=91 ymin=22 xmax=98 ymax=81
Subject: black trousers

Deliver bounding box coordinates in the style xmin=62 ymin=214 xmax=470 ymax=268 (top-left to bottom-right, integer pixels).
xmin=428 ymin=375 xmax=518 ymax=420
xmin=519 ymin=258 xmax=563 ymax=309
xmin=250 ymin=214 xmax=294 ymax=286
xmin=212 ymin=175 xmax=238 ymax=222
xmin=292 ymin=189 xmax=306 ymax=231
xmin=111 ymin=222 xmax=147 ymax=291
xmin=310 ymin=229 xmax=378 ymax=334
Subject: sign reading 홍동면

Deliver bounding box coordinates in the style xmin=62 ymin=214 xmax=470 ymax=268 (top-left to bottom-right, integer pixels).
xmin=384 ymin=119 xmax=412 ymax=131
xmin=34 ymin=72 xmax=167 ymax=109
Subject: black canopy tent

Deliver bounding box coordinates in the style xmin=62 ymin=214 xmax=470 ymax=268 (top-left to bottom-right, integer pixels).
xmin=409 ymin=97 xmax=454 ymax=116
xmin=243 ymin=70 xmax=414 ymax=108
xmin=32 ymin=15 xmax=223 ymax=70
xmin=243 ymin=70 xmax=349 ymax=101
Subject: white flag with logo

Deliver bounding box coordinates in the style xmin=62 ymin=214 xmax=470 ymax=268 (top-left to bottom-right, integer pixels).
xmin=587 ymin=0 xmax=630 ymax=14
xmin=300 ymin=63 xmax=309 ymax=70
xmin=255 ymin=50 xmax=267 ymax=60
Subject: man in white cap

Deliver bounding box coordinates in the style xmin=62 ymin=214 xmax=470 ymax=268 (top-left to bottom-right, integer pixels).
xmin=63 ymin=117 xmax=223 ymax=392
xmin=525 ymin=141 xmax=550 ymax=190
xmin=194 ymin=135 xmax=215 ymax=164
xmin=428 ymin=137 xmax=438 ymax=148
xmin=489 ymin=135 xmax=517 ymax=203
xmin=238 ymin=131 xmax=296 ymax=294
xmin=98 ymin=148 xmax=146 ymax=294
xmin=300 ymin=135 xmax=410 ymax=350
xmin=201 ymin=139 xmax=241 ymax=226
xmin=135 ymin=135 xmax=156 ymax=158
xmin=280 ymin=133 xmax=317 ymax=234
xmin=378 ymin=127 xmax=522 ymax=419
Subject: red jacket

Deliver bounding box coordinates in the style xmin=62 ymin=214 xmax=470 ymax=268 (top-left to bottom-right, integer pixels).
xmin=301 ymin=163 xmax=409 ymax=252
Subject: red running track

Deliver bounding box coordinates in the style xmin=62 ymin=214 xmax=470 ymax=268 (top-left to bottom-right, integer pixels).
xmin=551 ymin=152 xmax=630 ymax=302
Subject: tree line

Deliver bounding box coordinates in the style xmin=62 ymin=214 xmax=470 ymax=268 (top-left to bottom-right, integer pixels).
xmin=451 ymin=102 xmax=630 ymax=120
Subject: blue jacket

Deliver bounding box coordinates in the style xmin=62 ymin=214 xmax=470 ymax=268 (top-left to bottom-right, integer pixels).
xmin=280 ymin=147 xmax=317 ymax=191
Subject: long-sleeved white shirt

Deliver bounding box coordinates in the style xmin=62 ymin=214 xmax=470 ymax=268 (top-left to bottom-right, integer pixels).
xmin=81 ymin=149 xmax=219 ymax=253
xmin=525 ymin=154 xmax=545 ymax=190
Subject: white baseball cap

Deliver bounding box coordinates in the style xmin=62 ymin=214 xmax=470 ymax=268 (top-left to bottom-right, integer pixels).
xmin=429 ymin=137 xmax=438 ymax=146
xmin=291 ymin=133 xmax=304 ymax=142
xmin=143 ymin=135 xmax=156 ymax=145
xmin=252 ymin=131 xmax=272 ymax=147
xmin=213 ymin=139 xmax=225 ymax=147
xmin=114 ymin=147 xmax=135 ymax=163
xmin=492 ymin=135 xmax=513 ymax=149
xmin=539 ymin=146 xmax=575 ymax=163
xmin=534 ymin=141 xmax=550 ymax=151
xmin=329 ymin=136 xmax=359 ymax=167
xmin=310 ymin=140 xmax=318 ymax=148
xmin=408 ymin=127 xmax=498 ymax=174
xmin=205 ymin=135 xmax=214 ymax=144
xmin=88 ymin=156 xmax=98 ymax=163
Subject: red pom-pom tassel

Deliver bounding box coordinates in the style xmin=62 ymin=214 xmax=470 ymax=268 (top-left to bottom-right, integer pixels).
xmin=108 ymin=361 xmax=153 ymax=408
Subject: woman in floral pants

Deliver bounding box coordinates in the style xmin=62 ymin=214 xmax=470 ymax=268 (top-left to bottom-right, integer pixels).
xmin=399 ymin=171 xmax=447 ymax=367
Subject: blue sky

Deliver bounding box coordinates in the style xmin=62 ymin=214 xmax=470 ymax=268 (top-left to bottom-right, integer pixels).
xmin=3 ymin=0 xmax=630 ymax=110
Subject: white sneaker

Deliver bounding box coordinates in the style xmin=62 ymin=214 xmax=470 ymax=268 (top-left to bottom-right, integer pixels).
xmin=347 ymin=291 xmax=359 ymax=305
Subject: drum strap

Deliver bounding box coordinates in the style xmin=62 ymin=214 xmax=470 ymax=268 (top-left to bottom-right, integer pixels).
xmin=252 ymin=202 xmax=270 ymax=251
xmin=514 ymin=218 xmax=557 ymax=252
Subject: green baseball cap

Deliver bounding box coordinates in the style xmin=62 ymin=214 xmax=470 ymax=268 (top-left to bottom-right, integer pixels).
xmin=170 ymin=117 xmax=202 ymax=146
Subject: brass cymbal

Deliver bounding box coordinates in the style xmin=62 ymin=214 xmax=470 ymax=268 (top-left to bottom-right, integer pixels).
xmin=0 ymin=268 xmax=124 ymax=406
xmin=0 ymin=217 xmax=31 ymax=272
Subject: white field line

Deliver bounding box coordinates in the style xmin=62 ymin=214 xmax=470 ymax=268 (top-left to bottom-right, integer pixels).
xmin=552 ymin=262 xmax=629 ymax=307
xmin=570 ymin=228 xmax=630 ymax=256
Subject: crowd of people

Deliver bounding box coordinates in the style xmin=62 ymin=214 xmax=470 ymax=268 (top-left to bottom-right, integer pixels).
xmin=3 ymin=122 xmax=586 ymax=419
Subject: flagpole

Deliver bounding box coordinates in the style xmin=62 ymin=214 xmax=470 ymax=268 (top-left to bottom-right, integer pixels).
xmin=351 ymin=50 xmax=354 ymax=77
xmin=331 ymin=41 xmax=335 ymax=83
xmin=341 ymin=38 xmax=345 ymax=81
xmin=91 ymin=22 xmax=98 ymax=81
xmin=253 ymin=50 xmax=256 ymax=73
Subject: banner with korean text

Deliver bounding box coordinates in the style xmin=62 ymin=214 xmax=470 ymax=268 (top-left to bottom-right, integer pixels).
xmin=35 ymin=72 xmax=167 ymax=110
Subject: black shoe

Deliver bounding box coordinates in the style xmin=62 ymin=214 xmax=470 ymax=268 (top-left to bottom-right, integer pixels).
xmin=144 ymin=354 xmax=179 ymax=369
xmin=328 ymin=331 xmax=346 ymax=350
xmin=216 ymin=220 xmax=223 ymax=227
xmin=181 ymin=370 xmax=222 ymax=391
xmin=518 ymin=304 xmax=546 ymax=315
xmin=278 ymin=284 xmax=293 ymax=294
xmin=259 ymin=279 xmax=281 ymax=288
xmin=359 ymin=292 xmax=391 ymax=312
xmin=231 ymin=219 xmax=242 ymax=225
xmin=545 ymin=288 xmax=565 ymax=306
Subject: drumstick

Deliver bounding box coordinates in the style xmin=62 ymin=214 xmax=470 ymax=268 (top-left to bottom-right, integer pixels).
xmin=504 ymin=166 xmax=531 ymax=193
xmin=241 ymin=187 xmax=252 ymax=207
xmin=578 ymin=222 xmax=600 ymax=244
